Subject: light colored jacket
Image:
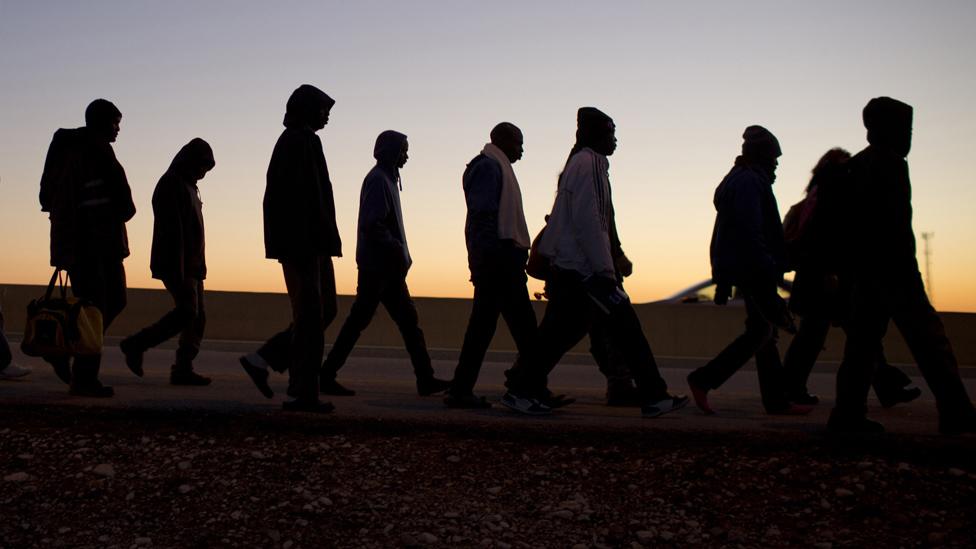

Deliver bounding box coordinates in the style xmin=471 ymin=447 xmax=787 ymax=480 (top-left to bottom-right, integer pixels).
xmin=538 ymin=148 xmax=615 ymax=278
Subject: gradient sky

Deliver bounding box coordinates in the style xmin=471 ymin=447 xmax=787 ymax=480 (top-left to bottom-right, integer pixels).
xmin=2 ymin=1 xmax=975 ymax=311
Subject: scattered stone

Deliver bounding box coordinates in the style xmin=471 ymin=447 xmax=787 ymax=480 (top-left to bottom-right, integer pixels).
xmin=834 ymin=488 xmax=854 ymax=498
xmin=93 ymin=464 xmax=115 ymax=478
xmin=636 ymin=530 xmax=655 ymax=543
xmin=134 ymin=537 xmax=152 ymax=546
xmin=659 ymin=531 xmax=674 ymax=541
xmin=446 ymin=455 xmax=461 ymax=463
xmin=948 ymin=468 xmax=965 ymax=477
xmin=928 ymin=532 xmax=947 ymax=546
xmin=550 ymin=510 xmax=574 ymax=520
xmin=177 ymin=484 xmax=193 ymax=494
xmin=177 ymin=461 xmax=191 ymax=471
xmin=814 ymin=543 xmax=833 ymax=549
xmin=4 ymin=472 xmax=30 ymax=482
xmin=487 ymin=486 xmax=502 ymax=495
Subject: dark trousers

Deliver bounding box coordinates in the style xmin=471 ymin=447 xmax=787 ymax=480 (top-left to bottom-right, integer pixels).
xmin=0 ymin=323 xmax=11 ymax=370
xmin=589 ymin=321 xmax=636 ymax=390
xmin=66 ymin=260 xmax=127 ymax=386
xmin=508 ymin=271 xmax=668 ymax=400
xmin=783 ymin=312 xmax=913 ymax=400
xmin=124 ymin=278 xmax=205 ymax=370
xmin=256 ymin=257 xmax=337 ymax=401
xmin=323 ymin=268 xmax=434 ymax=381
xmin=450 ymin=275 xmax=537 ymax=396
xmin=688 ymin=291 xmax=790 ymax=412
xmin=836 ymin=272 xmax=973 ymax=419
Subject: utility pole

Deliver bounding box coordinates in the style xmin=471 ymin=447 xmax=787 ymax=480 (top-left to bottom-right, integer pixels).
xmin=921 ymin=232 xmax=934 ymax=304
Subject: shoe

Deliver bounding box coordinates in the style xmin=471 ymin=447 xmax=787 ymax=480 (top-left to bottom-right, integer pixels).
xmin=239 ymin=355 xmax=273 ymax=399
xmin=642 ymin=394 xmax=690 ymax=418
xmin=539 ymin=392 xmax=576 ymax=409
xmin=320 ymin=378 xmax=356 ymax=396
xmin=938 ymin=411 xmax=976 ymax=435
xmin=606 ymin=384 xmax=643 ymax=407
xmin=827 ymin=414 xmax=885 ymax=434
xmin=170 ymin=369 xmax=212 ymax=386
xmin=45 ymin=356 xmax=72 ymax=385
xmin=444 ymin=393 xmax=492 ymax=409
xmin=877 ymin=386 xmax=922 ymax=408
xmin=282 ymin=398 xmax=335 ymax=414
xmin=0 ymin=363 xmax=31 ymax=380
xmin=118 ymin=338 xmax=144 ymax=378
xmin=787 ymin=392 xmax=820 ymax=406
xmin=767 ymin=403 xmax=815 ymax=416
xmin=500 ymin=392 xmax=551 ymax=416
xmin=69 ymin=382 xmax=115 ymax=398
xmin=417 ymin=376 xmax=451 ymax=396
xmin=687 ymin=374 xmax=716 ymax=415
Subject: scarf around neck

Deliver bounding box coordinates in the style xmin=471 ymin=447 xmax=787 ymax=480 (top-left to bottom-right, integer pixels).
xmin=482 ymin=143 xmax=531 ymax=249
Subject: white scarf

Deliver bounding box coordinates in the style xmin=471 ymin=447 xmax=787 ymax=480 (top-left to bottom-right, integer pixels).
xmin=482 ymin=143 xmax=531 ymax=249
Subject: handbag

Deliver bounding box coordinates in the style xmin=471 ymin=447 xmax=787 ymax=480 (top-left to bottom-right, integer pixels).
xmin=21 ymin=269 xmax=103 ymax=357
xmin=525 ymin=218 xmax=551 ymax=281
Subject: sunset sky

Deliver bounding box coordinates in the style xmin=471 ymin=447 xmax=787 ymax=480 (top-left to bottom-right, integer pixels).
xmin=2 ymin=1 xmax=975 ymax=311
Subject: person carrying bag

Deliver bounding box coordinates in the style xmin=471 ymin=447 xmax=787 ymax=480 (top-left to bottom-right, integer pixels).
xmin=21 ymin=269 xmax=103 ymax=358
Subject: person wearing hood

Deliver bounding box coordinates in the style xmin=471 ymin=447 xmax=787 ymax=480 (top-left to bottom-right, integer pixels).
xmin=830 ymin=97 xmax=975 ymax=434
xmin=445 ymin=122 xmax=537 ymax=408
xmin=686 ymin=126 xmax=811 ymax=416
xmin=38 ymin=98 xmax=136 ymax=397
xmin=501 ymin=108 xmax=687 ymax=418
xmin=239 ymin=84 xmax=340 ymax=414
xmin=320 ymin=130 xmax=451 ymax=397
xmin=119 ymin=138 xmax=215 ymax=386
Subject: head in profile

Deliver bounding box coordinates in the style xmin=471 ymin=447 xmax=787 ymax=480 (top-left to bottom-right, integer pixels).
xmin=741 ymin=125 xmax=782 ymax=180
xmin=85 ymin=99 xmax=122 ymax=143
xmin=490 ymin=122 xmax=524 ymax=163
xmin=577 ymin=107 xmax=616 ymax=156
xmin=374 ymin=130 xmax=409 ymax=171
xmin=169 ymin=138 xmax=216 ymax=182
xmin=806 ymin=148 xmax=851 ymax=194
xmin=284 ymin=84 xmax=335 ymax=131
xmin=863 ymin=96 xmax=913 ymax=158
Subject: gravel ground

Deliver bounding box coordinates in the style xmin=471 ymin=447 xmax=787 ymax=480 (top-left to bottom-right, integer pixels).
xmin=1 ymin=405 xmax=974 ymax=549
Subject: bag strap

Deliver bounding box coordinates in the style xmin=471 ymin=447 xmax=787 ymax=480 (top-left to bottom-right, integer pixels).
xmin=43 ymin=269 xmax=61 ymax=300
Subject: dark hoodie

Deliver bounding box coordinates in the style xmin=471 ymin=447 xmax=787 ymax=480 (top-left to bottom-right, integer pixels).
xmin=356 ymin=130 xmax=410 ymax=273
xmin=263 ymin=85 xmax=342 ymax=261
xmin=39 ymin=123 xmax=136 ymax=267
xmin=150 ymin=138 xmax=215 ymax=281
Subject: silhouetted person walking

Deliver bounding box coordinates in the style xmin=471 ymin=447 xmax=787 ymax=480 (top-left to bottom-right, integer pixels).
xmin=687 ymin=126 xmax=810 ymax=416
xmin=321 ymin=131 xmax=450 ymax=397
xmin=119 ymin=138 xmax=215 ymax=386
xmin=446 ymin=123 xmax=537 ymax=408
xmin=38 ymin=99 xmax=135 ymax=397
xmin=1 ymin=306 xmax=31 ymax=380
xmin=829 ymin=97 xmax=975 ymax=434
xmin=239 ymin=85 xmax=340 ymax=413
xmin=782 ymin=148 xmax=919 ymax=407
xmin=503 ymin=108 xmax=687 ymax=417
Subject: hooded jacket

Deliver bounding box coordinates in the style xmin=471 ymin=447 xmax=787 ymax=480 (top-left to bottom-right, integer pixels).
xmin=39 ymin=127 xmax=136 ymax=266
xmin=263 ymin=85 xmax=342 ymax=261
xmin=709 ymin=159 xmax=787 ymax=286
xmin=356 ymin=130 xmax=411 ymax=273
xmin=150 ymin=138 xmax=214 ymax=281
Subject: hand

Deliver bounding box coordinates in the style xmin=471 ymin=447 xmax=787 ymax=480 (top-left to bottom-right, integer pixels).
xmin=714 ymin=282 xmax=732 ymax=306
xmin=615 ymin=253 xmax=633 ymax=278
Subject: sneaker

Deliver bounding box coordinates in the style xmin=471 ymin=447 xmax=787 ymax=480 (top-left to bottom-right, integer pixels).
xmin=320 ymin=378 xmax=356 ymax=396
xmin=417 ymin=376 xmax=451 ymax=396
xmin=641 ymin=394 xmax=690 ymax=418
xmin=500 ymin=392 xmax=551 ymax=416
xmin=444 ymin=393 xmax=492 ymax=409
xmin=0 ymin=363 xmax=31 ymax=380
xmin=118 ymin=338 xmax=144 ymax=378
xmin=282 ymin=398 xmax=335 ymax=414
xmin=827 ymin=411 xmax=885 ymax=434
xmin=239 ymin=355 xmax=273 ymax=399
xmin=787 ymin=391 xmax=820 ymax=406
xmin=877 ymin=386 xmax=922 ymax=409
xmin=69 ymin=382 xmax=115 ymax=398
xmin=45 ymin=356 xmax=72 ymax=385
xmin=539 ymin=392 xmax=576 ymax=409
xmin=938 ymin=411 xmax=976 ymax=435
xmin=687 ymin=374 xmax=716 ymax=415
xmin=170 ymin=369 xmax=212 ymax=386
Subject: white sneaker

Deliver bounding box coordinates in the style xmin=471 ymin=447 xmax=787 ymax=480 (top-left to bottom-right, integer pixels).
xmin=641 ymin=394 xmax=689 ymax=418
xmin=500 ymin=392 xmax=552 ymax=416
xmin=0 ymin=363 xmax=32 ymax=380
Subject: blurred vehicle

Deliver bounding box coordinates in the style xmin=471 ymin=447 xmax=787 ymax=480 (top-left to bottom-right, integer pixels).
xmin=654 ymin=278 xmax=793 ymax=305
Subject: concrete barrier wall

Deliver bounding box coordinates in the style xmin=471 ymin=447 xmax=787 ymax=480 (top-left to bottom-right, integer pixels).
xmin=3 ymin=284 xmax=974 ymax=366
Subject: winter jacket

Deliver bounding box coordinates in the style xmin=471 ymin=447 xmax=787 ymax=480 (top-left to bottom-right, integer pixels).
xmin=150 ymin=139 xmax=214 ymax=281
xmin=356 ymin=131 xmax=411 ymax=274
xmin=39 ymin=127 xmax=136 ymax=266
xmin=537 ymin=148 xmax=616 ymax=279
xmin=709 ymin=159 xmax=787 ymax=287
xmin=462 ymin=154 xmax=529 ymax=283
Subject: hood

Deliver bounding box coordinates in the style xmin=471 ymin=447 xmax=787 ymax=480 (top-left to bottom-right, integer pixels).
xmin=863 ymin=96 xmax=913 ymax=157
xmin=283 ymin=84 xmax=335 ymax=129
xmin=373 ymin=130 xmax=407 ymax=167
xmin=167 ymin=138 xmax=215 ymax=181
